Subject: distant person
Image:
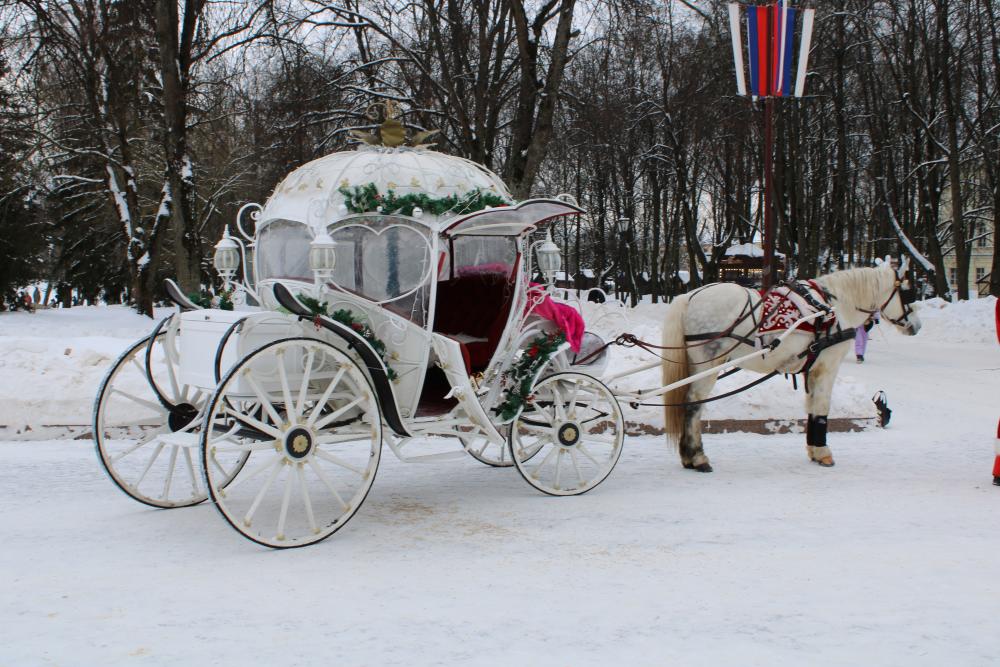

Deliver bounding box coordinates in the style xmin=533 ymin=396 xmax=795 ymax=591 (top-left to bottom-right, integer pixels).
xmin=994 ymin=299 xmax=999 ymax=487
xmin=32 ymin=287 xmax=41 ymax=304
xmin=854 ymin=311 xmax=879 ymax=363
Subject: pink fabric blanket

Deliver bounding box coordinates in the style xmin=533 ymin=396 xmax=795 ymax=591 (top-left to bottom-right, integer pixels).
xmin=527 ymin=285 xmax=585 ymax=352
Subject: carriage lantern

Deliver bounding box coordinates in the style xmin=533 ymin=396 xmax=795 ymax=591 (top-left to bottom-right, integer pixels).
xmin=536 ymin=233 xmax=562 ymax=286
xmin=213 ymin=228 xmax=240 ymax=288
xmin=309 ymin=231 xmax=338 ymax=285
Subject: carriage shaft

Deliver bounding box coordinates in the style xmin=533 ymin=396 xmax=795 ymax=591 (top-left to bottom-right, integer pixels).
xmin=609 ymin=311 xmax=824 ymax=401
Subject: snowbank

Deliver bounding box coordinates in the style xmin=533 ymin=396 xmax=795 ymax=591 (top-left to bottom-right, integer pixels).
xmin=908 ymin=295 xmax=997 ymax=345
xmin=0 ymin=307 xmax=171 ymax=433
xmin=1 ymin=295 xmax=992 ymax=435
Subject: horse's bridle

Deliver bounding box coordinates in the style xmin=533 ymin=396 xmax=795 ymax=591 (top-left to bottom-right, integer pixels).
xmin=857 ymin=266 xmax=916 ymax=329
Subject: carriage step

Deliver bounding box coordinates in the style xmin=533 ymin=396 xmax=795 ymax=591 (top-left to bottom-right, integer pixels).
xmin=397 ymin=451 xmax=469 ymax=464
xmin=384 ymin=436 xmax=469 ymax=464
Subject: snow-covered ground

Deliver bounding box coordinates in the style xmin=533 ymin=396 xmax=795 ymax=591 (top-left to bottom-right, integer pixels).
xmin=0 ymin=298 xmax=998 ymax=664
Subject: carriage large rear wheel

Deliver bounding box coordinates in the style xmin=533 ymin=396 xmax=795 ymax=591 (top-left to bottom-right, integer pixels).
xmin=93 ymin=323 xmax=247 ymax=508
xmin=510 ymin=372 xmax=624 ymax=496
xmin=201 ymin=337 xmax=382 ymax=548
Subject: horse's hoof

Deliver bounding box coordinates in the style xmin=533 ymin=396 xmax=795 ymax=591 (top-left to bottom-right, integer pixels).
xmin=693 ymin=462 xmax=713 ymax=473
xmin=682 ymin=462 xmax=694 ymax=470
xmin=814 ymin=457 xmax=835 ymax=468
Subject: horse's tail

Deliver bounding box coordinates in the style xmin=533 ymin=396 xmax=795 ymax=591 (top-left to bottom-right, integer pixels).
xmin=661 ymin=293 xmax=691 ymax=444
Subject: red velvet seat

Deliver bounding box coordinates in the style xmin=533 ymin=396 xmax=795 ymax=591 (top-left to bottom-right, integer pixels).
xmin=434 ymin=273 xmax=514 ymax=372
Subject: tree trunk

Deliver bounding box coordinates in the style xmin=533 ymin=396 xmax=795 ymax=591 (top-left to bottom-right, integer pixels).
xmin=507 ymin=0 xmax=577 ymax=198
xmin=155 ymin=0 xmax=200 ymax=293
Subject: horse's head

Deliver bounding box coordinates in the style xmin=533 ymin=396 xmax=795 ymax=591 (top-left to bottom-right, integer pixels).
xmin=877 ymin=256 xmax=921 ymax=336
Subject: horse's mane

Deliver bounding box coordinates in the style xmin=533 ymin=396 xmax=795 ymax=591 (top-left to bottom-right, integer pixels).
xmin=815 ymin=265 xmax=895 ymax=325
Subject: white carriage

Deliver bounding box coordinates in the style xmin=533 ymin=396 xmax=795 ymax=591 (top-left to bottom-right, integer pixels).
xmin=93 ymin=140 xmax=623 ymax=548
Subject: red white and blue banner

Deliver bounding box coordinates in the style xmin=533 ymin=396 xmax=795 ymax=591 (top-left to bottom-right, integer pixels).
xmin=728 ymin=2 xmax=815 ymax=98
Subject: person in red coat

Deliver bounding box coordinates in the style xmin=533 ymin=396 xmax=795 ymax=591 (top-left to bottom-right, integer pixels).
xmin=994 ymin=299 xmax=1000 ymax=486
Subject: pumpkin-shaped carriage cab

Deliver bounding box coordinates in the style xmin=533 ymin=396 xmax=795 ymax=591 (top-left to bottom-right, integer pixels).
xmin=94 ymin=144 xmax=621 ymax=548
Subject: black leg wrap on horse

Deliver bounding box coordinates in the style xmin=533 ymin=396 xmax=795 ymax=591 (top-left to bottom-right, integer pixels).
xmin=807 ymin=415 xmax=828 ymax=447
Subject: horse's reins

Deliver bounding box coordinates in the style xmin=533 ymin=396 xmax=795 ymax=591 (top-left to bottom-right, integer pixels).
xmin=608 ymin=273 xmax=914 ymax=409
xmin=572 ymin=290 xmax=763 ymax=367
xmin=613 ymin=280 xmax=846 ymax=408
xmin=856 ymin=271 xmax=916 ymax=329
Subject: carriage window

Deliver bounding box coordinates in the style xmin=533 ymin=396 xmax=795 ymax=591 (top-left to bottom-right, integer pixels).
xmin=327 ymin=216 xmax=434 ymax=325
xmin=256 ymin=220 xmax=313 ymax=283
xmin=451 ymin=236 xmax=516 ymax=278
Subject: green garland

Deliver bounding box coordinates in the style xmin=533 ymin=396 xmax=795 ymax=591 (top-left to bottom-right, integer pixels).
xmin=188 ymin=289 xmax=233 ymax=311
xmin=298 ymin=294 xmax=398 ymax=381
xmin=339 ymin=182 xmax=511 ymax=217
xmin=496 ymin=331 xmax=566 ymax=421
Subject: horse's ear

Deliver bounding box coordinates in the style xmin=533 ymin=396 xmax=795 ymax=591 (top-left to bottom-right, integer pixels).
xmin=883 ymin=254 xmax=892 ymax=266
xmin=899 ymin=256 xmax=910 ymax=273
xmin=874 ymin=257 xmax=884 ymax=266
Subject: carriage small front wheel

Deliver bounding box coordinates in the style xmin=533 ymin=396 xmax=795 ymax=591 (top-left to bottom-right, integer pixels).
xmin=201 ymin=337 xmax=382 ymax=548
xmin=510 ymin=372 xmax=624 ymax=496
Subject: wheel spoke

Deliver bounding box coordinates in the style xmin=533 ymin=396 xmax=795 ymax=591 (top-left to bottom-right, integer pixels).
xmin=244 ymin=373 xmax=284 ymax=427
xmin=306 ymin=366 xmax=346 ymax=428
xmin=135 ymin=442 xmax=165 ymax=488
xmin=531 ymin=401 xmax=556 ymax=426
xmin=161 ymin=445 xmax=179 ymax=500
xmin=551 ymin=385 xmax=567 ymax=422
xmin=517 ymin=422 xmax=551 ymax=436
xmin=296 ymin=463 xmax=317 ymax=534
xmin=243 ymin=459 xmax=283 ymax=526
xmin=554 ymin=449 xmax=564 ymax=488
xmin=530 ymin=445 xmax=558 ymax=479
xmin=228 ymin=406 xmax=282 ymax=439
xmin=219 ymin=453 xmax=280 ymax=495
xmin=112 ymin=389 xmax=165 ymax=413
xmin=183 ymin=446 xmax=200 ymax=497
xmin=517 ymin=437 xmax=548 ymax=460
xmin=295 ymin=349 xmax=316 ymax=419
xmin=276 ymin=466 xmax=294 ymax=540
xmin=129 ymin=357 xmax=146 ymax=376
xmin=314 ymin=396 xmax=365 ymax=431
xmin=314 ymin=449 xmax=364 ymax=476
xmin=567 ymin=383 xmax=582 ymax=418
xmin=308 ymin=458 xmax=348 ymax=510
xmin=577 ymin=443 xmax=602 ymax=466
xmin=581 ymin=434 xmax=618 ymax=446
xmin=569 ymin=448 xmax=587 ymax=486
xmin=210 ymin=452 xmax=231 ymax=479
xmin=277 ymin=353 xmax=297 ymax=422
xmin=109 ymin=429 xmax=166 ymax=463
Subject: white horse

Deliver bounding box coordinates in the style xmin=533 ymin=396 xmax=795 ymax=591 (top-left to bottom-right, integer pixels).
xmin=660 ymin=258 xmax=921 ymax=471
